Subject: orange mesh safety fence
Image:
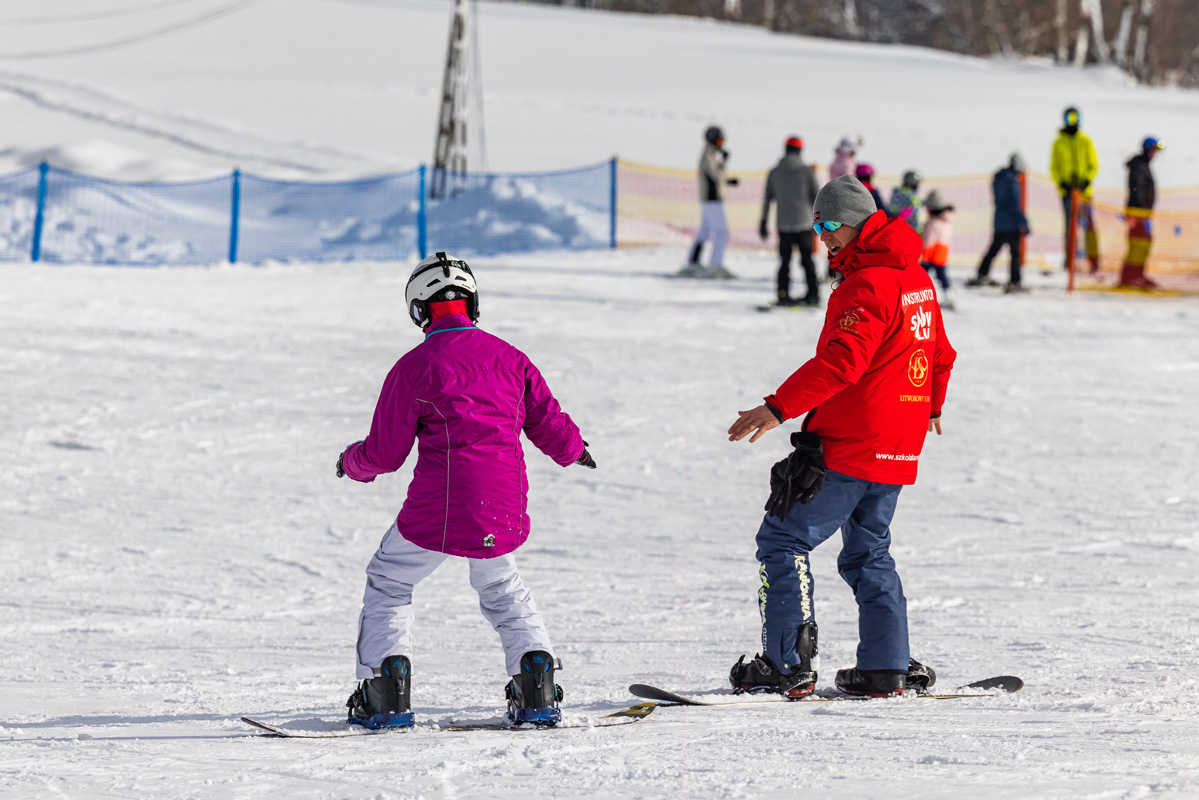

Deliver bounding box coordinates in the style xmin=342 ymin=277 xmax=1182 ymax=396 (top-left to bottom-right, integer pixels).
xmin=618 ymin=160 xmax=1067 ymax=269
xmin=1072 ymin=191 xmax=1199 ymax=294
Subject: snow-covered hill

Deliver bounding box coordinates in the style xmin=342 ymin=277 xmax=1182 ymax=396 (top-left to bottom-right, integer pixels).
xmin=2 ymin=0 xmax=1198 ymax=185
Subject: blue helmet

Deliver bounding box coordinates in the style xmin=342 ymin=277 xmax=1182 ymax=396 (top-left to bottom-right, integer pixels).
xmin=1143 ymin=137 xmax=1164 ymax=153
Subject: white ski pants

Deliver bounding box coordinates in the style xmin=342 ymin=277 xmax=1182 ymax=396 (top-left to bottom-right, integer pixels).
xmin=692 ymin=200 xmax=729 ymax=267
xmin=355 ymin=523 xmax=553 ymax=679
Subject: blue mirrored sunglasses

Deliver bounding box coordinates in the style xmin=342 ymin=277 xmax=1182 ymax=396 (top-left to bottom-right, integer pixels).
xmin=813 ymin=221 xmax=844 ymax=235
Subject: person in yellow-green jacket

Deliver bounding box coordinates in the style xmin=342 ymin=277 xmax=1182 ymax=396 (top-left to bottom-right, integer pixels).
xmin=1050 ymin=106 xmax=1100 ymax=272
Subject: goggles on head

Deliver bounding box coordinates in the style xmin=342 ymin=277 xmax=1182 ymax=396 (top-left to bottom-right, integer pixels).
xmin=813 ymin=221 xmax=844 ymax=235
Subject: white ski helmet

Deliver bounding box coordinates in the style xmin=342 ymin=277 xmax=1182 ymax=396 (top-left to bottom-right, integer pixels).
xmin=405 ymin=251 xmax=478 ymax=328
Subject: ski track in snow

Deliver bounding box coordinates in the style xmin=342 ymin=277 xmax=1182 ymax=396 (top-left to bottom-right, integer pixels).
xmin=0 ymin=70 xmax=385 ymax=177
xmin=2 ymin=250 xmax=1198 ymax=799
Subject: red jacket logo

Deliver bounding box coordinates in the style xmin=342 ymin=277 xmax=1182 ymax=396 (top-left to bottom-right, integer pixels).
xmin=907 ymin=349 xmax=929 ymax=387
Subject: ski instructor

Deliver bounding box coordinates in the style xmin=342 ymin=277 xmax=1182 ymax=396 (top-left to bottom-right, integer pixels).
xmin=726 ymin=175 xmax=956 ymax=699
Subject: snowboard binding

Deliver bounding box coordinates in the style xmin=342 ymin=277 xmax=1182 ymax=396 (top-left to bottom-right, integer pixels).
xmin=730 ymin=622 xmax=818 ymax=699
xmin=347 ymin=654 xmax=415 ymax=730
xmin=505 ymin=650 xmax=563 ymax=726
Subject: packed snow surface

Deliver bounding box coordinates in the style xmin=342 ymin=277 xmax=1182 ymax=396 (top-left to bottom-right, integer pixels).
xmin=3 ymin=251 xmax=1199 ymax=799
xmin=3 ymin=1 xmax=1199 ymax=798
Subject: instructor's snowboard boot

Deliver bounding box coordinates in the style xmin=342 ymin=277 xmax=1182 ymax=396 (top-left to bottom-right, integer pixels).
xmin=505 ymin=650 xmax=563 ymax=726
xmin=836 ymin=658 xmax=936 ymax=697
xmin=730 ymin=622 xmax=818 ymax=699
xmin=835 ymin=666 xmax=905 ymax=697
xmin=346 ymin=654 xmax=414 ymax=730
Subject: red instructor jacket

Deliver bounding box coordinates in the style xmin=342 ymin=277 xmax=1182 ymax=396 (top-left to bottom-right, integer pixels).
xmin=766 ymin=211 xmax=956 ymax=485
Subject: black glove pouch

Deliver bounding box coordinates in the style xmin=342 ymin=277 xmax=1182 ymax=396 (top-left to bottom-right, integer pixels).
xmin=764 ymin=431 xmax=826 ymax=521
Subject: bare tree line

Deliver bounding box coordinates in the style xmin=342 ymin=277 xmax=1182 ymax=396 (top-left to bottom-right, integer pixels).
xmin=507 ymin=0 xmax=1199 ymax=87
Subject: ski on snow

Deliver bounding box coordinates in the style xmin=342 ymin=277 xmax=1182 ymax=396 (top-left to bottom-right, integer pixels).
xmin=629 ymin=676 xmax=1023 ymax=707
xmin=240 ymin=702 xmax=656 ymax=738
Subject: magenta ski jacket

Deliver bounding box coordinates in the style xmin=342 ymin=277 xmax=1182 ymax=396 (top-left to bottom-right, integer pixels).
xmin=341 ymin=314 xmax=585 ymax=558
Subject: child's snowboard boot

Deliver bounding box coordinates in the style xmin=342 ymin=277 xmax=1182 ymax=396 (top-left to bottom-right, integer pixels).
xmin=346 ymin=654 xmax=414 ymax=730
xmin=505 ymin=650 xmax=563 ymax=726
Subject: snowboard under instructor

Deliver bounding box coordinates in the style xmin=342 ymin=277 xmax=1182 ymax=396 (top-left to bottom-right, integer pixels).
xmin=337 ymin=252 xmax=595 ymax=730
xmin=727 ymin=175 xmax=956 ymax=699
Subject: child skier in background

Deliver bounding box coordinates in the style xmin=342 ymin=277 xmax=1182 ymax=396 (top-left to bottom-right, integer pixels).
xmin=920 ymin=191 xmax=955 ymax=309
xmin=829 ymin=137 xmax=858 ymax=180
xmin=888 ymin=170 xmax=924 ymax=232
xmin=337 ymin=252 xmax=596 ymax=730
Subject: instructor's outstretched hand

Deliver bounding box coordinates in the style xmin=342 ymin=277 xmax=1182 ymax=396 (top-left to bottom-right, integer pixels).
xmin=728 ymin=405 xmax=781 ymax=443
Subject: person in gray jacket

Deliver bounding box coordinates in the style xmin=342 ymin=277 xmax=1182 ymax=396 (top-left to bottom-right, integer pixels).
xmin=681 ymin=125 xmax=739 ymax=279
xmin=760 ymin=136 xmax=821 ymax=306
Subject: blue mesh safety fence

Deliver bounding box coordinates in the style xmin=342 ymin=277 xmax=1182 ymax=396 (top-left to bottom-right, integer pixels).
xmin=39 ymin=167 xmax=233 ymax=266
xmin=0 ymin=161 xmax=616 ymax=265
xmin=426 ymin=161 xmax=612 ymax=255
xmin=0 ymin=167 xmax=45 ymax=262
xmin=238 ymin=170 xmax=421 ymax=263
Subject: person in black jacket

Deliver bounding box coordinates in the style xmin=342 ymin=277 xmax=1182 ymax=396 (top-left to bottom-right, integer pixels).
xmin=1120 ymin=137 xmax=1164 ymax=288
xmin=968 ymin=154 xmax=1030 ymax=292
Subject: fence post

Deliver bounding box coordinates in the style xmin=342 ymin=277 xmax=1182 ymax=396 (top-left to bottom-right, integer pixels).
xmin=609 ymin=157 xmax=618 ymax=249
xmin=228 ymin=168 xmax=241 ymax=264
xmin=418 ymin=165 xmax=428 ymax=259
xmin=1066 ymin=188 xmax=1078 ymax=293
xmin=30 ymin=161 xmax=49 ymax=262
xmin=1017 ymin=171 xmax=1026 ymax=269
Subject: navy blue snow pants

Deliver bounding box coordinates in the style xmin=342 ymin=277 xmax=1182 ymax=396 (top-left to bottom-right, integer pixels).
xmin=755 ymin=469 xmax=908 ymax=674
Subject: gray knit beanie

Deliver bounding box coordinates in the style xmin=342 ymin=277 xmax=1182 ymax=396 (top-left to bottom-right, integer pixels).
xmin=813 ymin=175 xmax=878 ymax=230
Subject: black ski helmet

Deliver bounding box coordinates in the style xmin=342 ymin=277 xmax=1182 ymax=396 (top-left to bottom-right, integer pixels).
xmin=902 ymin=170 xmax=922 ymax=190
xmin=405 ymin=251 xmax=478 ymax=328
xmin=704 ymin=125 xmax=725 ymax=145
xmin=1064 ymin=107 xmax=1080 ymax=128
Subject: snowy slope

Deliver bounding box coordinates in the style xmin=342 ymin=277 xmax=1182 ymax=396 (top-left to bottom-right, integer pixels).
xmin=3 ymin=2 xmax=1199 ymax=798
xmin=3 ymin=252 xmax=1199 ymax=799
xmin=1 ymin=0 xmax=1199 ymax=184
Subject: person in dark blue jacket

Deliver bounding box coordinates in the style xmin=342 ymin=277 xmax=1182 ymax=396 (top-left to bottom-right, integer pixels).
xmin=968 ymin=154 xmax=1030 ymax=292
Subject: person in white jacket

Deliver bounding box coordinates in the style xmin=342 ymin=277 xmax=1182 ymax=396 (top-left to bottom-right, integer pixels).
xmin=681 ymin=125 xmax=739 ymax=279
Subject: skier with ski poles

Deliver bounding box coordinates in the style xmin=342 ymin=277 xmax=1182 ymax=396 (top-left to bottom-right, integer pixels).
xmin=726 ymin=175 xmax=956 ymax=699
xmin=337 ymin=252 xmax=595 ymax=730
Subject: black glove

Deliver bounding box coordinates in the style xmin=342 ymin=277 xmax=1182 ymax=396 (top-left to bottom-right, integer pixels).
xmin=1080 ymin=180 xmax=1090 ymax=192
xmin=1059 ymin=183 xmax=1070 ymax=195
xmin=726 ymin=177 xmax=740 ymax=187
xmin=576 ymin=440 xmax=596 ymax=469
xmin=336 ymin=440 xmax=362 ymax=478
xmin=758 ymin=220 xmax=768 ymax=240
xmin=764 ymin=432 xmax=825 ymax=520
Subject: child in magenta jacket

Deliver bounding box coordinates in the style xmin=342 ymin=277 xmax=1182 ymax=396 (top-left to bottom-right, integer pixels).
xmin=339 ymin=252 xmax=594 ymax=730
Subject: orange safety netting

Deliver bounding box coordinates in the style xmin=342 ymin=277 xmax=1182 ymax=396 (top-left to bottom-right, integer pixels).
xmin=616 ymin=159 xmax=1199 ymax=294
